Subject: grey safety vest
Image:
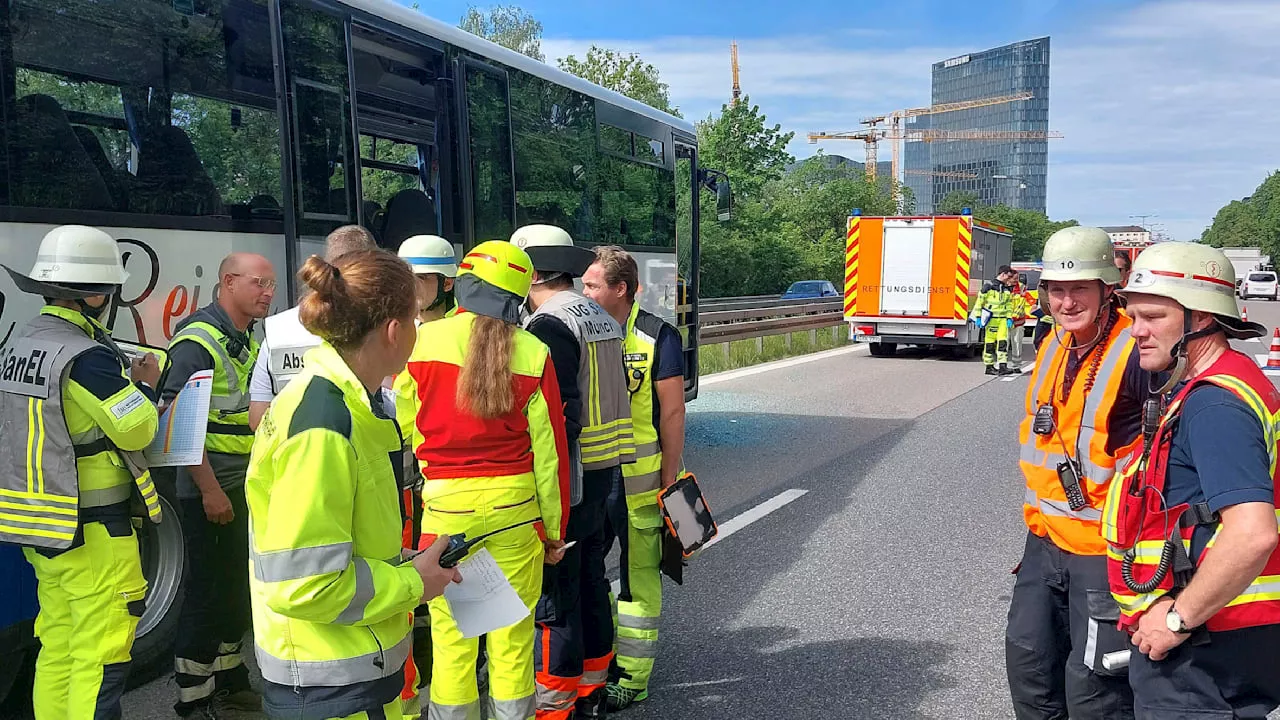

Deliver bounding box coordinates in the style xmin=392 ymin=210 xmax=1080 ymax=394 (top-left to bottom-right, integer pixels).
xmin=528 ymin=291 xmax=636 ymax=480
xmin=0 ymin=313 xmax=160 ymax=549
xmin=263 ymin=307 xmax=321 ymax=395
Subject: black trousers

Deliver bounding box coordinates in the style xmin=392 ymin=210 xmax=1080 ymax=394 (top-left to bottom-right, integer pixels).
xmin=173 ymin=484 xmax=252 ymax=711
xmin=1005 ymin=532 xmax=1134 ymax=720
xmin=534 ymin=467 xmax=617 ymax=705
xmin=1129 ymin=624 xmax=1280 ymax=719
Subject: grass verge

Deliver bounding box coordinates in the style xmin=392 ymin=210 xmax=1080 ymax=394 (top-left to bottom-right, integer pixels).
xmin=699 ymin=326 xmax=848 ymax=376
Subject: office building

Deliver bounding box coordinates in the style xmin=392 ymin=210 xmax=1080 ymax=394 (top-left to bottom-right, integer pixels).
xmin=906 ymin=37 xmax=1050 ymax=214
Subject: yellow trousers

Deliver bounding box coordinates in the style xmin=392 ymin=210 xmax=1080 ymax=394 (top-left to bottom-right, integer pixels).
xmin=23 ymin=520 xmax=147 ymax=720
xmin=422 ymin=475 xmax=545 ymax=720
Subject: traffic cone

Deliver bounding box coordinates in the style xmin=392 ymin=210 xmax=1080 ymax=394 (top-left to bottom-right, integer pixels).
xmin=1242 ymin=304 xmax=1249 ymax=322
xmin=1267 ymin=329 xmax=1280 ymax=369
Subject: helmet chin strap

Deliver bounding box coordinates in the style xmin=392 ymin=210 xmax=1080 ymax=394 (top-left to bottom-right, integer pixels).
xmin=74 ymin=295 xmax=111 ymax=322
xmin=1153 ymin=308 xmax=1220 ymax=395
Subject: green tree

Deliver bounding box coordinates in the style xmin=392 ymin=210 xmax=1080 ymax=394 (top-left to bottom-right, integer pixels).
xmin=697 ymin=96 xmax=794 ymax=201
xmin=458 ymin=4 xmax=545 ymax=61
xmin=1201 ymin=173 xmax=1280 ymax=259
xmin=937 ymin=190 xmax=1078 ymax=261
xmin=558 ymin=47 xmax=679 ymax=117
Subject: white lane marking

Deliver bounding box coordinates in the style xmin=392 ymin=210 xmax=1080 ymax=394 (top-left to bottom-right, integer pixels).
xmin=701 ymin=345 xmax=865 ymax=386
xmin=609 ymin=488 xmax=810 ymax=595
xmin=668 ymin=677 xmax=745 ymax=689
xmin=999 ymin=362 xmax=1037 ymax=382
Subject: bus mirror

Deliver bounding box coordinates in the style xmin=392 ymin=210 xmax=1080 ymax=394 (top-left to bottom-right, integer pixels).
xmin=699 ymin=169 xmax=732 ymax=222
xmin=715 ymin=179 xmax=732 ymax=222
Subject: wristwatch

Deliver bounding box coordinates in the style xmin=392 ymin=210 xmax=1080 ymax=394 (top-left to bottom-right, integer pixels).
xmin=1165 ymin=604 xmax=1192 ymax=634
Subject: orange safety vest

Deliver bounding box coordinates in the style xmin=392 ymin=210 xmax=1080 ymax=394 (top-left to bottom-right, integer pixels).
xmin=1019 ymin=314 xmax=1140 ymax=556
xmin=1102 ymin=349 xmax=1280 ymax=632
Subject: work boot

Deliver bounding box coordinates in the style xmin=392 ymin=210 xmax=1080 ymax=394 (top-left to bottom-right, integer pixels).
xmin=576 ymin=687 xmax=608 ymax=718
xmin=214 ymin=688 xmax=263 ymax=712
xmin=605 ymin=683 xmax=647 ymax=712
xmin=984 ymin=365 xmax=998 ymax=376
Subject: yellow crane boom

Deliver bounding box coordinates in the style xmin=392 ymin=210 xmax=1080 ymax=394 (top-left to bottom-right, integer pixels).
xmin=731 ymin=41 xmax=741 ymax=105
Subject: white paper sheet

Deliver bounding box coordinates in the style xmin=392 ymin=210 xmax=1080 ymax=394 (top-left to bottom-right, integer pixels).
xmin=442 ymin=548 xmax=530 ymax=638
xmin=145 ymin=369 xmax=213 ymax=467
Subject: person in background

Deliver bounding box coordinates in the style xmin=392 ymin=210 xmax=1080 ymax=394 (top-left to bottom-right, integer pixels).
xmin=972 ymin=266 xmax=1027 ymax=376
xmin=248 ymin=225 xmax=377 ymax=431
xmin=392 ymin=233 xmax=460 ymax=716
xmin=582 ymin=246 xmax=686 ymax=712
xmin=0 ymin=226 xmax=162 ymax=720
xmin=161 ymin=252 xmax=275 ymax=717
xmin=514 ymin=225 xmax=635 ymax=720
xmin=401 ymin=240 xmax=570 ymax=720
xmin=246 ymin=249 xmax=460 ymax=720
xmin=1114 ymin=251 xmax=1133 ymax=289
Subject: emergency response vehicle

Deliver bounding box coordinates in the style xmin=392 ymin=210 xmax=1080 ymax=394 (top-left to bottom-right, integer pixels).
xmin=0 ymin=0 xmax=728 ymax=703
xmin=844 ymin=210 xmax=1013 ymax=356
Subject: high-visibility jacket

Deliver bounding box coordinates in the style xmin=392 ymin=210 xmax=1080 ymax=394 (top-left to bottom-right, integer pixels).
xmin=526 ymin=290 xmax=634 ymax=471
xmin=973 ymin=282 xmax=1025 ymax=320
xmin=0 ymin=306 xmax=160 ymax=549
xmin=246 ymin=342 xmax=423 ymax=712
xmin=1020 ymin=314 xmax=1140 ymax=556
xmin=393 ymin=306 xmax=458 ymax=456
xmin=621 ymin=302 xmax=674 ymax=514
xmin=1102 ymin=349 xmax=1280 ymax=632
xmin=401 ymin=310 xmax=570 ymax=541
xmin=168 ymin=306 xmax=258 ymax=456
xmin=261 ymin=306 xmax=319 ymax=395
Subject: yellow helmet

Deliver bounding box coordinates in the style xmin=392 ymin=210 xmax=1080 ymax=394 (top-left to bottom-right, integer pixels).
xmin=455 ymin=241 xmax=534 ymax=323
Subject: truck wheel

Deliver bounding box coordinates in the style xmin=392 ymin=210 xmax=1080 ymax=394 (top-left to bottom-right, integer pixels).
xmin=127 ymin=488 xmax=186 ymax=686
xmin=869 ymin=342 xmax=897 ymax=357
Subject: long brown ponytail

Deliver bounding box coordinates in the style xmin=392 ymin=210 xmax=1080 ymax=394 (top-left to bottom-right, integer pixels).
xmin=457 ymin=315 xmax=516 ymax=418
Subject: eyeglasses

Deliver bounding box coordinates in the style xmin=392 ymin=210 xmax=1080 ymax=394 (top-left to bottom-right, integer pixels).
xmin=230 ymin=273 xmax=277 ymax=290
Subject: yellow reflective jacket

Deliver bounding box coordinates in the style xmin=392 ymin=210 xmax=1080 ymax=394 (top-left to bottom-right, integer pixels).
xmin=246 ymin=343 xmax=422 ymax=711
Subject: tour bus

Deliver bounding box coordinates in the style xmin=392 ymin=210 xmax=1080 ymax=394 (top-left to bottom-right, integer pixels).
xmin=0 ymin=0 xmax=729 ymax=699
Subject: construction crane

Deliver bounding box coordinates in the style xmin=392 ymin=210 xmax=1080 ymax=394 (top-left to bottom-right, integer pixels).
xmin=809 ymin=92 xmax=1037 ymax=184
xmin=806 ymin=128 xmax=1063 ymax=183
xmin=903 ymin=168 xmax=979 ymax=180
xmin=730 ymin=41 xmax=741 ymax=105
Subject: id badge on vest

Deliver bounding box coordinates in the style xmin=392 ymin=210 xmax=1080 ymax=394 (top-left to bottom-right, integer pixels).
xmin=269 ymin=345 xmax=308 ymax=392
xmin=624 ymin=353 xmax=649 ymax=395
xmin=0 ymin=338 xmax=63 ymax=399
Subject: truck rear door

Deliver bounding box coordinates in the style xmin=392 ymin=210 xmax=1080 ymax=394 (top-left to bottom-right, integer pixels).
xmin=880 ymin=220 xmax=934 ymax=315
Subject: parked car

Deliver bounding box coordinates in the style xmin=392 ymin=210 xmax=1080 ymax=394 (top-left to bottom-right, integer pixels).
xmin=1240 ymin=271 xmax=1279 ymax=300
xmin=782 ymin=280 xmax=839 ymax=300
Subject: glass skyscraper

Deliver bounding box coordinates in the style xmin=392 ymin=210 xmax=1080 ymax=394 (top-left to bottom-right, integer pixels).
xmin=905 ymin=37 xmax=1050 ymax=214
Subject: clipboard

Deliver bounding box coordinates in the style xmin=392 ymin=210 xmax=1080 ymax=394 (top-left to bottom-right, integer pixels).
xmin=656 ymin=471 xmax=718 ymax=559
xmin=115 ymin=339 xmax=169 ymax=368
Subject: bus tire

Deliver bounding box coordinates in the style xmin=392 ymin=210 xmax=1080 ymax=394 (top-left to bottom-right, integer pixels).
xmin=127 ymin=480 xmax=187 ymax=687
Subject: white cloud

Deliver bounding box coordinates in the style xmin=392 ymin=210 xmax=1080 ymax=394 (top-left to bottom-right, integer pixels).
xmin=544 ymin=1 xmax=1280 ymax=241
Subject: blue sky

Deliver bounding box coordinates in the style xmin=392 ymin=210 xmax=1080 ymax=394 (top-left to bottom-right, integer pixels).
xmin=401 ymin=0 xmax=1280 ymax=241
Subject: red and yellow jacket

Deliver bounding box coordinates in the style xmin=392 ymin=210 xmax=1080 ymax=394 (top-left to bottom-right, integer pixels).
xmin=401 ymin=311 xmax=571 ymax=541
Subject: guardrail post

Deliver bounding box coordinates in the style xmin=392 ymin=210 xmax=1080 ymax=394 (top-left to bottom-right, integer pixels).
xmin=754 ymin=336 xmax=763 ymax=354
xmin=784 ymin=332 xmax=792 ymax=350
xmin=722 ymin=342 xmax=730 ymax=363
xmin=831 ymin=326 xmax=840 ymax=343
xmin=809 ymin=328 xmax=817 ymax=345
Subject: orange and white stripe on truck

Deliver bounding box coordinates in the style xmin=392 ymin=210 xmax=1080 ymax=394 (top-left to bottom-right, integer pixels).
xmin=954 ymin=215 xmax=973 ymax=319
xmin=844 ymin=216 xmax=860 ymax=318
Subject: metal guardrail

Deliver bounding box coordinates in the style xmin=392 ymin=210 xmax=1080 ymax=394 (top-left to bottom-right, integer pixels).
xmin=694 ymin=296 xmax=847 ymax=347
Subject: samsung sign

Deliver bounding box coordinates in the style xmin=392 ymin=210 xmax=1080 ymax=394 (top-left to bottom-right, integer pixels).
xmin=943 ymin=55 xmax=971 ymax=68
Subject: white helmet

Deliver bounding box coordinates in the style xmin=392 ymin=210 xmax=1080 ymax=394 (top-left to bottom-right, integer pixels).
xmin=3 ymin=225 xmax=128 ymax=299
xmin=1119 ymin=241 xmax=1265 ymax=339
xmin=510 ymin=224 xmax=594 ymax=278
xmin=1040 ymin=226 xmax=1122 ymax=285
xmin=397 ymin=235 xmax=458 ymax=277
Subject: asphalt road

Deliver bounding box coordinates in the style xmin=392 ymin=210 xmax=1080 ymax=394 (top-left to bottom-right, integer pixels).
xmin=118 ymin=299 xmax=1280 ymax=719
